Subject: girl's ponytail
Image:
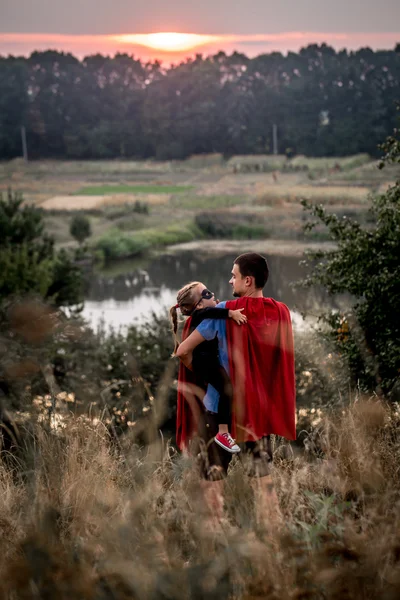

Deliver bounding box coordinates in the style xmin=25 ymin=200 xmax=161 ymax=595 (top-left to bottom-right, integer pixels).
xmin=169 ymin=304 xmax=180 ymax=355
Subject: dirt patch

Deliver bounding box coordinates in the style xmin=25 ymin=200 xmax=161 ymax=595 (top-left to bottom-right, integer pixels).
xmin=165 ymin=239 xmax=336 ymax=257
xmin=198 ymin=173 xmax=306 ymax=198
xmin=40 ymin=196 xmax=105 ymax=210
xmin=40 ymin=193 xmax=170 ymax=210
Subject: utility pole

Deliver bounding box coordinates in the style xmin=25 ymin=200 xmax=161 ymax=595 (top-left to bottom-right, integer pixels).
xmin=272 ymin=123 xmax=278 ymax=155
xmin=21 ymin=126 xmax=28 ymax=161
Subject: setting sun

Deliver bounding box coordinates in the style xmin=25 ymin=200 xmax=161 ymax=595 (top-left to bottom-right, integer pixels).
xmin=112 ymin=32 xmax=219 ymax=52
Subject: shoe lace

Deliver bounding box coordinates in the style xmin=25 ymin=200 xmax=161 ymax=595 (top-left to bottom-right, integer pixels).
xmin=223 ymin=433 xmax=236 ymax=446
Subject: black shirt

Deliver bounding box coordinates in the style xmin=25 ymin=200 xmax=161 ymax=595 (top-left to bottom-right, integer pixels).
xmin=189 ymin=307 xmax=229 ymax=366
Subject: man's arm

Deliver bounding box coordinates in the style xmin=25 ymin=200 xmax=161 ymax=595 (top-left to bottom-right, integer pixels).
xmin=175 ymin=330 xmax=206 ymax=369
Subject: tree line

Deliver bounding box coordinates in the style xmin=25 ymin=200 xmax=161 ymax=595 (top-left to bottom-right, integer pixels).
xmin=1 ymin=44 xmax=399 ymax=161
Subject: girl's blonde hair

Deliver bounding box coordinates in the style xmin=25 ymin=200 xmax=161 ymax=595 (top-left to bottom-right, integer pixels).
xmin=169 ymin=281 xmax=202 ymax=355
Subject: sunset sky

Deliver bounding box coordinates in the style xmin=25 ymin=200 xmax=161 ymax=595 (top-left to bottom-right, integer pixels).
xmin=1 ymin=0 xmax=399 ymax=62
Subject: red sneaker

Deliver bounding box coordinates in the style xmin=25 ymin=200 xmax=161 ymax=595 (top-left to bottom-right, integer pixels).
xmin=214 ymin=432 xmax=241 ymax=454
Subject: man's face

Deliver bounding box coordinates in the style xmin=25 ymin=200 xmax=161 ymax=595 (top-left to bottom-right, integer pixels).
xmin=229 ymin=263 xmax=247 ymax=297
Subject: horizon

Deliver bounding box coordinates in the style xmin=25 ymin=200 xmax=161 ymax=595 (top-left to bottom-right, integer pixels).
xmin=1 ymin=31 xmax=399 ymax=64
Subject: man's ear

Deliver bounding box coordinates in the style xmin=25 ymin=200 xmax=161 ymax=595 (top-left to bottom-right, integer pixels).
xmin=245 ymin=276 xmax=253 ymax=287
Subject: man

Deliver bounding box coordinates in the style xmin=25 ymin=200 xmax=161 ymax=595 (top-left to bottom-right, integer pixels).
xmin=176 ymin=252 xmax=296 ymax=524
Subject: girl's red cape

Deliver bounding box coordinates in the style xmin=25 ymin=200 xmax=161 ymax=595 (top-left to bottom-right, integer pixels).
xmin=176 ymin=318 xmax=205 ymax=451
xmin=176 ymin=297 xmax=296 ymax=450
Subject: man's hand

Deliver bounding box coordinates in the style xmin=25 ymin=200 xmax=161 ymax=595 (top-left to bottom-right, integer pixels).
xmin=175 ymin=330 xmax=206 ymax=369
xmin=229 ymin=308 xmax=247 ymax=325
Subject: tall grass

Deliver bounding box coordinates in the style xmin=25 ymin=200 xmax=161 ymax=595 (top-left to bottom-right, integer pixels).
xmin=228 ymin=155 xmax=287 ymax=172
xmin=254 ymin=185 xmax=370 ymax=206
xmin=227 ymin=154 xmax=371 ymax=174
xmin=290 ymin=153 xmax=371 ymax=171
xmin=183 ymin=153 xmax=225 ymax=169
xmin=2 ymin=398 xmax=400 ymax=598
xmin=171 ymin=194 xmax=245 ymax=209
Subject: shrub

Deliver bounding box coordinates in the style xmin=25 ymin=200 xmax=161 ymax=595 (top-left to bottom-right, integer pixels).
xmin=133 ymin=200 xmax=150 ymax=214
xmin=70 ymin=213 xmax=92 ymax=244
xmin=0 ymin=190 xmax=82 ymax=306
xmin=94 ymin=229 xmax=150 ymax=261
xmin=300 ymin=129 xmax=400 ymax=397
xmin=195 ymin=211 xmax=267 ymax=239
xmin=93 ymin=222 xmax=200 ymax=261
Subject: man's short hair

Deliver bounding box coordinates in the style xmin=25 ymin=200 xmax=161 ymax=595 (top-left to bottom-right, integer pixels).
xmin=234 ymin=252 xmax=269 ymax=289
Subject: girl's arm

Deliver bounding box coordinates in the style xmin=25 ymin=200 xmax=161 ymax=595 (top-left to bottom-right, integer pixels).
xmin=195 ymin=307 xmax=247 ymax=325
xmin=176 ymin=330 xmax=206 ymax=369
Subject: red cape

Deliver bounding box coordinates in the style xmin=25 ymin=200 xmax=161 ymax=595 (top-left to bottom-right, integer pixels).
xmin=176 ymin=297 xmax=296 ymax=449
xmin=225 ymin=297 xmax=296 ymax=442
xmin=176 ymin=318 xmax=206 ymax=451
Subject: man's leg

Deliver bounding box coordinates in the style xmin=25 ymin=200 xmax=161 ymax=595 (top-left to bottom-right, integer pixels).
xmin=200 ymin=478 xmax=225 ymax=523
xmin=252 ymin=475 xmax=281 ymax=530
xmin=196 ymin=410 xmax=232 ymax=528
xmin=244 ymin=437 xmax=282 ymax=528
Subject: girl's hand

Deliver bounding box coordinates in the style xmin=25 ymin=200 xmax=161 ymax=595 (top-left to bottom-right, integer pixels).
xmin=229 ymin=308 xmax=247 ymax=325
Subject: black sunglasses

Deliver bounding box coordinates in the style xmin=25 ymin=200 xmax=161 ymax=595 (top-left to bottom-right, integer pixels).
xmin=192 ymin=288 xmax=214 ymax=311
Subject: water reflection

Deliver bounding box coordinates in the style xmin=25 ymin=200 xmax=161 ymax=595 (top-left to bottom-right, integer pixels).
xmin=82 ymin=251 xmax=331 ymax=331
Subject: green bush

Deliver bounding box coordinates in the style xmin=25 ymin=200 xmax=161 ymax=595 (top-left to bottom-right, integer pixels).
xmin=0 ymin=190 xmax=82 ymax=306
xmin=93 ymin=222 xmax=201 ymax=261
xmin=0 ymin=244 xmax=53 ymax=298
xmin=70 ymin=213 xmax=92 ymax=244
xmin=195 ymin=211 xmax=267 ymax=239
xmin=300 ymin=130 xmax=400 ymax=397
xmin=100 ymin=202 xmax=149 ymax=222
xmin=133 ymin=200 xmax=150 ymax=214
xmin=94 ymin=229 xmax=150 ymax=261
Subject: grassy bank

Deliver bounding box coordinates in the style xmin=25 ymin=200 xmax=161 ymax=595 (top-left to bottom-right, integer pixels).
xmin=93 ymin=221 xmax=202 ymax=260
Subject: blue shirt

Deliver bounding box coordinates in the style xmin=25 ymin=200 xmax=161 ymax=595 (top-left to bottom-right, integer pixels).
xmin=196 ymin=301 xmax=229 ymax=412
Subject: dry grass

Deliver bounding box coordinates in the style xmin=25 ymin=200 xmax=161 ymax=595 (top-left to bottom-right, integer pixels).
xmin=2 ymin=398 xmax=400 ymax=599
xmin=184 ymin=153 xmax=225 ymax=169
xmin=254 ymin=184 xmax=370 ymax=206
xmin=0 ymin=158 xmax=174 ymax=177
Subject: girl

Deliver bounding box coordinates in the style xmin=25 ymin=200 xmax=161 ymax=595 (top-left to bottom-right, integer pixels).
xmin=170 ymin=281 xmax=246 ymax=453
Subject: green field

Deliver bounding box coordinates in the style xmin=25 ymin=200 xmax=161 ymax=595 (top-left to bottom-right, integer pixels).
xmin=75 ymin=184 xmax=194 ymax=195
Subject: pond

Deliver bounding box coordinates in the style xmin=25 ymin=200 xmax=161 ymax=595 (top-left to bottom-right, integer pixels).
xmin=81 ymin=242 xmax=336 ymax=332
